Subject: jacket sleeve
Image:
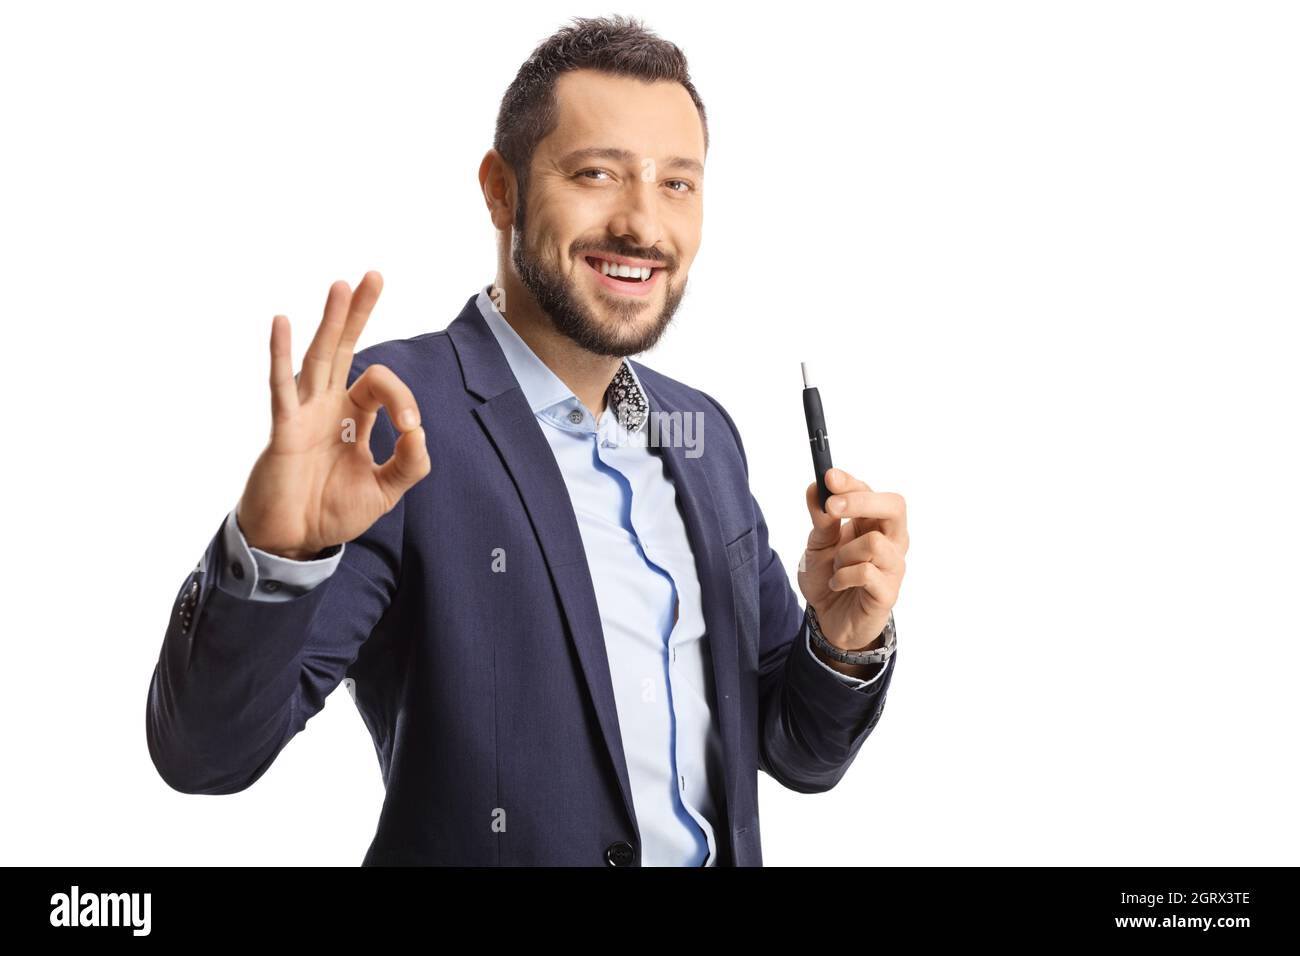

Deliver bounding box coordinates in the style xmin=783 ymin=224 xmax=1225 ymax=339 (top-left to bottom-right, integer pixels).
xmin=703 ymin=391 xmax=897 ymax=795
xmin=145 ymin=359 xmax=405 ymax=795
xmin=214 ymin=505 xmax=345 ymax=601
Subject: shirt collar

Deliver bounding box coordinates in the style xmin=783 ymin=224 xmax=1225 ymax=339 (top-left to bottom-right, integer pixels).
xmin=474 ymin=284 xmax=650 ymax=434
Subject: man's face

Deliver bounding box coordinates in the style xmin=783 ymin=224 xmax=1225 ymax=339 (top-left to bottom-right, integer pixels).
xmin=510 ymin=68 xmax=705 ymax=358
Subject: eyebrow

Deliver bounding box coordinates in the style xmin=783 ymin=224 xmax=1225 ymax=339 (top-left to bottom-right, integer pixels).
xmin=558 ymin=147 xmax=704 ymax=177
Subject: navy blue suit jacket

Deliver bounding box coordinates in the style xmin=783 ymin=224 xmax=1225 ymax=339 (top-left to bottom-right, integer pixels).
xmin=146 ymin=292 xmax=897 ymax=865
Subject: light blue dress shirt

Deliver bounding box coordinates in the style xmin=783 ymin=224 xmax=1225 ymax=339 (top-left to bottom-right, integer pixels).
xmin=215 ymin=283 xmax=885 ymax=866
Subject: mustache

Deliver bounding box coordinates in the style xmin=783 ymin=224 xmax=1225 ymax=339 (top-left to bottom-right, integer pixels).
xmin=576 ymin=246 xmax=673 ymax=269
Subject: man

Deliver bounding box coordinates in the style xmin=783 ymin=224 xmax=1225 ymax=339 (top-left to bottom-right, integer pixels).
xmin=146 ymin=14 xmax=908 ymax=866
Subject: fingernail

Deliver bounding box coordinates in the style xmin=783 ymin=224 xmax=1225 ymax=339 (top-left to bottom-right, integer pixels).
xmin=829 ymin=497 xmax=845 ymax=514
xmin=401 ymin=409 xmax=418 ymax=429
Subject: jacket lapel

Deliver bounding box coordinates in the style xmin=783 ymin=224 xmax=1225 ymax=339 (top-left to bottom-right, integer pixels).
xmin=445 ymin=296 xmax=641 ymax=843
xmin=445 ymin=295 xmax=742 ymax=864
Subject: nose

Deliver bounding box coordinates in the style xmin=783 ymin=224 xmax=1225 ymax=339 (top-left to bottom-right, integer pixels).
xmin=606 ymin=178 xmax=663 ymax=254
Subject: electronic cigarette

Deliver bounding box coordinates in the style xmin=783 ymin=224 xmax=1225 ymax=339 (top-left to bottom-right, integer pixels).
xmin=801 ymin=361 xmax=834 ymax=513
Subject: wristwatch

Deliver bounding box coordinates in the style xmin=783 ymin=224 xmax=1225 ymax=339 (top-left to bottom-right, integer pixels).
xmin=806 ymin=603 xmax=897 ymax=666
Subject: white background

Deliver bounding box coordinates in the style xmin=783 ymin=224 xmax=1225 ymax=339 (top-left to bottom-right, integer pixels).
xmin=2 ymin=0 xmax=1296 ymax=865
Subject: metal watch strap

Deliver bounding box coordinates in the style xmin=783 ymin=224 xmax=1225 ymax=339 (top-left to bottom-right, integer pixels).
xmin=806 ymin=603 xmax=896 ymax=666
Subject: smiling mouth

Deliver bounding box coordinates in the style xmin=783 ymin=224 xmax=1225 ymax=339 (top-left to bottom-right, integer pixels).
xmin=583 ymin=255 xmax=664 ymax=284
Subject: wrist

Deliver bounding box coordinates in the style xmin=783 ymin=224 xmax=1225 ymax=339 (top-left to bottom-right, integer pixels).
xmin=258 ymin=544 xmax=321 ymax=561
xmin=234 ymin=507 xmax=324 ymax=561
xmin=807 ymin=604 xmax=897 ymax=667
xmin=810 ymin=636 xmax=883 ymax=680
xmin=808 ymin=603 xmax=888 ymax=651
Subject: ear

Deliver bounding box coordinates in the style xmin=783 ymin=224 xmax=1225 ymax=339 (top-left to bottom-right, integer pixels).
xmin=478 ymin=149 xmax=518 ymax=233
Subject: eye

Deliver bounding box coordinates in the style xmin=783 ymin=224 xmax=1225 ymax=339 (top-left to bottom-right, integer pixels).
xmin=577 ymin=168 xmax=613 ymax=181
xmin=666 ymin=180 xmax=696 ymax=194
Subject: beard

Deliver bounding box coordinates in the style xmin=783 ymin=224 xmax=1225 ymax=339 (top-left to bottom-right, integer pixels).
xmin=510 ymin=206 xmax=686 ymax=358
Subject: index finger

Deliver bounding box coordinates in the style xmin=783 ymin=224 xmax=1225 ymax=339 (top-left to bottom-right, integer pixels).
xmin=348 ymin=362 xmax=422 ymax=432
xmin=825 ymin=468 xmax=906 ymax=541
xmin=826 ymin=490 xmax=906 ymax=542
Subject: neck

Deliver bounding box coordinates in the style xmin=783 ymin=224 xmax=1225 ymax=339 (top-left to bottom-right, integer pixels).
xmin=489 ymin=279 xmax=619 ymax=419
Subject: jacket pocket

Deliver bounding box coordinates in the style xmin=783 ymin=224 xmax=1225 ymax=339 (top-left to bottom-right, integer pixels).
xmin=725 ymin=526 xmax=757 ymax=571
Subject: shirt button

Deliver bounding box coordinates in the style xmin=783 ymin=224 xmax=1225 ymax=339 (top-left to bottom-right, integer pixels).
xmin=260 ymin=579 xmax=281 ymax=593
xmin=230 ymin=560 xmax=245 ymax=580
xmin=567 ymin=409 xmax=584 ymax=424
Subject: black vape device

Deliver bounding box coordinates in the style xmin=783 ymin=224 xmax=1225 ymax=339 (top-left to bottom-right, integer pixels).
xmin=801 ymin=361 xmax=834 ymax=513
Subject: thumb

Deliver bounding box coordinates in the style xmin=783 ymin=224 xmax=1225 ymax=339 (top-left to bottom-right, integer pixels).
xmin=804 ymin=479 xmax=841 ymax=550
xmin=374 ymin=425 xmax=431 ymax=506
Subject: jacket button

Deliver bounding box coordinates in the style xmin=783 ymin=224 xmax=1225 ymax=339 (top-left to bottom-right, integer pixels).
xmin=605 ymin=841 xmax=636 ymax=867
xmin=178 ymin=579 xmax=200 ymax=632
xmin=230 ymin=560 xmax=245 ymax=580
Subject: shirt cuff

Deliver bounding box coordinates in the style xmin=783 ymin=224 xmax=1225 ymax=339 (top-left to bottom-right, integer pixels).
xmin=803 ymin=615 xmax=888 ymax=690
xmin=216 ymin=505 xmax=345 ymax=601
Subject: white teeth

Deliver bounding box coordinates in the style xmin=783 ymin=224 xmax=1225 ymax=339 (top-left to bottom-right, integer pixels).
xmin=594 ymin=258 xmax=653 ymax=281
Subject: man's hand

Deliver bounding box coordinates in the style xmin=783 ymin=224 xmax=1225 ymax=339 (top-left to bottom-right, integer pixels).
xmin=235 ymin=271 xmax=432 ymax=560
xmin=797 ymin=467 xmax=908 ymax=650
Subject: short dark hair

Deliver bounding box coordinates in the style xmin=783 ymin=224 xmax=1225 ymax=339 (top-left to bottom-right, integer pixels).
xmin=493 ymin=15 xmax=708 ymax=227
